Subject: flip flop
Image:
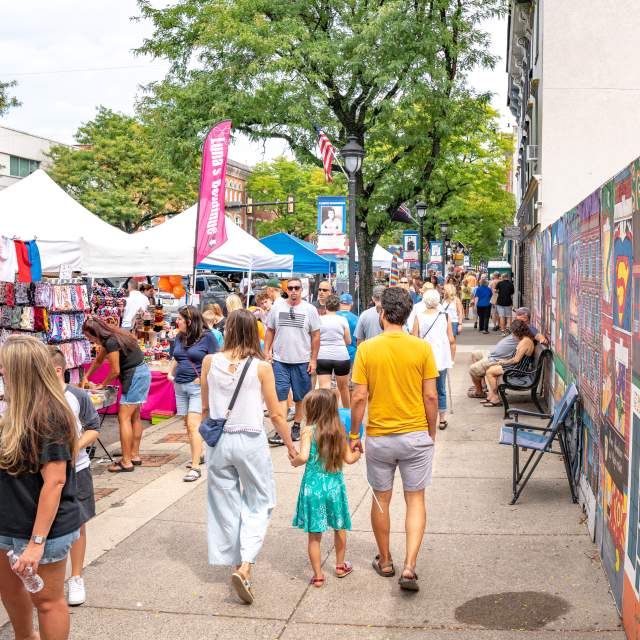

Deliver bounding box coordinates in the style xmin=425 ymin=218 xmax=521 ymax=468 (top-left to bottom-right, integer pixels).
xmin=467 ymin=390 xmax=487 ymax=399
xmin=107 ymin=460 xmax=134 ymax=473
xmin=372 ymin=555 xmax=395 ymax=577
xmin=335 ymin=561 xmax=353 ymax=578
xmin=231 ymin=572 xmax=254 ymax=604
xmin=131 ymin=459 xmax=142 ymax=466
xmin=481 ymin=401 xmax=502 ymax=407
xmin=399 ymin=568 xmax=419 ymax=592
xmin=438 ymin=420 xmax=448 ymax=430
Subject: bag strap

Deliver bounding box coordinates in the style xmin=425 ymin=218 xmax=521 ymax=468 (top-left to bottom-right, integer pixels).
xmin=421 ymin=312 xmax=444 ymax=339
xmin=225 ymin=357 xmax=254 ymax=419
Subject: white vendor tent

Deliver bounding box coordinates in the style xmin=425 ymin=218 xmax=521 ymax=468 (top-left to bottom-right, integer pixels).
xmin=355 ymin=244 xmax=394 ymax=270
xmin=0 ymin=169 xmax=130 ymax=272
xmin=81 ymin=205 xmax=293 ymax=277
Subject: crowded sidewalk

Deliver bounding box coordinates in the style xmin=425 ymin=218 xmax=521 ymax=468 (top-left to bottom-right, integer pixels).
xmin=0 ymin=324 xmax=623 ymax=639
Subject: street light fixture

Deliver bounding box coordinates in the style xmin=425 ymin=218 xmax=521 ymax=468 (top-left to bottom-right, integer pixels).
xmin=439 ymin=221 xmax=449 ymax=236
xmin=416 ymin=201 xmax=428 ymax=280
xmin=340 ymin=135 xmax=365 ymax=302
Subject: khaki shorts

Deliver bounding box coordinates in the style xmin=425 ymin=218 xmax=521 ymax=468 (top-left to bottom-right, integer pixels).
xmin=469 ymin=350 xmax=492 ymax=378
xmin=365 ymin=431 xmax=434 ymax=492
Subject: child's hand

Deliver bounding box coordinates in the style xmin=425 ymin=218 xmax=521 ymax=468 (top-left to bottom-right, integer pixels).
xmin=287 ymin=446 xmax=298 ymax=463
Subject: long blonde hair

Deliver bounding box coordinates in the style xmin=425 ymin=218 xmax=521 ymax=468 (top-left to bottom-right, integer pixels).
xmin=443 ymin=283 xmax=457 ymax=302
xmin=304 ymin=389 xmax=345 ymax=473
xmin=0 ymin=335 xmax=77 ymax=475
xmin=225 ymin=294 xmax=243 ymax=313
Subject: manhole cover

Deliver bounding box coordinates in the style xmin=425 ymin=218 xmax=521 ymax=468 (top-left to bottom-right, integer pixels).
xmin=454 ymin=591 xmax=570 ymax=630
xmin=156 ymin=433 xmax=190 ymax=444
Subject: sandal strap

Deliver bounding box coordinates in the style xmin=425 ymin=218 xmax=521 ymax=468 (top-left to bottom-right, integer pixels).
xmin=336 ymin=561 xmax=352 ymax=571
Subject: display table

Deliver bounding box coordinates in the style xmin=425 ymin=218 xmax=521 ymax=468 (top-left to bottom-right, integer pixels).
xmin=82 ymin=361 xmax=176 ymax=421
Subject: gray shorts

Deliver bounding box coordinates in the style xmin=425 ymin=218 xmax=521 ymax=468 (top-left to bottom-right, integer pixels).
xmin=365 ymin=431 xmax=434 ymax=492
xmin=496 ymin=305 xmax=512 ymax=318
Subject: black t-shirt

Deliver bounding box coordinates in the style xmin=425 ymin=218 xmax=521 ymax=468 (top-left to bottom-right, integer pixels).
xmin=0 ymin=437 xmax=80 ymax=539
xmin=496 ymin=280 xmax=515 ymax=307
xmin=104 ymin=336 xmax=144 ymax=393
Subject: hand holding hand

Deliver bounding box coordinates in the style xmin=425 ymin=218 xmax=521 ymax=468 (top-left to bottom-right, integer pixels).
xmin=350 ymin=438 xmax=363 ymax=453
xmin=287 ymin=446 xmax=298 ymax=463
xmin=307 ymin=360 xmax=317 ymax=375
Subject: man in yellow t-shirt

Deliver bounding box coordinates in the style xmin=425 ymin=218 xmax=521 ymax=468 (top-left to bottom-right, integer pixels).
xmin=350 ymin=286 xmax=438 ymax=592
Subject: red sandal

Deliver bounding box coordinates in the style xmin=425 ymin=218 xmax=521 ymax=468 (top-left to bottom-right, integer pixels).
xmin=309 ymin=575 xmax=325 ymax=588
xmin=335 ymin=561 xmax=353 ymax=578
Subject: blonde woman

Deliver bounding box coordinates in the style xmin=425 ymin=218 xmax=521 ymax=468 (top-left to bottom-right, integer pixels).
xmin=0 ymin=335 xmax=80 ymax=640
xmin=226 ymin=294 xmax=243 ymax=314
xmin=442 ymin=283 xmax=464 ymax=338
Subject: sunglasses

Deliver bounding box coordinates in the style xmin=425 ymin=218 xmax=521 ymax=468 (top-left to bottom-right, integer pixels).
xmin=318 ymin=288 xmax=331 ymax=292
xmin=400 ymin=280 xmax=409 ymax=284
xmin=287 ymin=285 xmax=301 ymax=291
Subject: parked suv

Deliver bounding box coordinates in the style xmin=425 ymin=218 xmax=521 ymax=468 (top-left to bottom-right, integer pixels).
xmin=195 ymin=274 xmax=234 ymax=311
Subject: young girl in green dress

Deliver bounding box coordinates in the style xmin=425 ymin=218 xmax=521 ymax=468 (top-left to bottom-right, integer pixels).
xmin=292 ymin=389 xmax=361 ymax=587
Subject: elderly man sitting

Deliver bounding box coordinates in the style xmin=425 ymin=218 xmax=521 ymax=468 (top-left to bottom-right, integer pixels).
xmin=467 ymin=307 xmax=545 ymax=399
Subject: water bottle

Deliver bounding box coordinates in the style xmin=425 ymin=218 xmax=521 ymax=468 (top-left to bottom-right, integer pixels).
xmin=7 ymin=551 xmax=44 ymax=593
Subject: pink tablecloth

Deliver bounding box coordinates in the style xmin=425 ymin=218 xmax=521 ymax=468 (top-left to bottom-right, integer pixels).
xmin=83 ymin=363 xmax=176 ymax=421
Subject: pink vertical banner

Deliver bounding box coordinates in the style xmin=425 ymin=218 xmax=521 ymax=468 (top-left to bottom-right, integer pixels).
xmin=195 ymin=120 xmax=232 ymax=266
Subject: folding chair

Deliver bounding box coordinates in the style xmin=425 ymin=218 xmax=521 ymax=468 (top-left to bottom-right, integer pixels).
xmin=499 ymin=384 xmax=579 ymax=505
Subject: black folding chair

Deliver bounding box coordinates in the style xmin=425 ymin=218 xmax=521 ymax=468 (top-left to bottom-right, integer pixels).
xmin=499 ymin=383 xmax=579 ymax=505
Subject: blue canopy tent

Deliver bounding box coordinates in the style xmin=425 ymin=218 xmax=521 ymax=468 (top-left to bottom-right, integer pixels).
xmin=259 ymin=232 xmax=336 ymax=274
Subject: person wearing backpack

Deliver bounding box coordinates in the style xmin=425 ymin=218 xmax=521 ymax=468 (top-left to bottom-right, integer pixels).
xmin=412 ymin=290 xmax=455 ymax=430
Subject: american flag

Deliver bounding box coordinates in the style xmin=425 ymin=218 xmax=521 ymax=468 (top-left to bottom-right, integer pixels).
xmin=313 ymin=124 xmax=336 ymax=183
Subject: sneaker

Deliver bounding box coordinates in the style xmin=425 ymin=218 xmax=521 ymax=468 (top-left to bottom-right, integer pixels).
xmin=67 ymin=576 xmax=86 ymax=606
xmin=268 ymin=431 xmax=285 ymax=446
xmin=186 ymin=455 xmax=205 ymax=469
xmin=286 ymin=408 xmax=296 ymax=422
xmin=291 ymin=423 xmax=301 ymax=442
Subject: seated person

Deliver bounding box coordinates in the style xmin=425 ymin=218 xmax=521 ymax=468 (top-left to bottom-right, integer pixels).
xmin=481 ymin=321 xmax=536 ymax=406
xmin=468 ymin=331 xmax=521 ymax=399
xmin=513 ymin=306 xmax=547 ymax=344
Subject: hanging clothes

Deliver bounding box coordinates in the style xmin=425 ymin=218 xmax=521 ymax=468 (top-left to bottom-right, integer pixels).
xmin=0 ymin=237 xmax=18 ymax=282
xmin=26 ymin=241 xmax=42 ymax=282
xmin=13 ymin=241 xmax=32 ymax=283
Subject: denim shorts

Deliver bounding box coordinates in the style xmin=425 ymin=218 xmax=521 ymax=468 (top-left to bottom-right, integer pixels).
xmin=272 ymin=360 xmax=311 ymax=402
xmin=121 ymin=364 xmax=151 ymax=405
xmin=0 ymin=529 xmax=80 ymax=565
xmin=174 ymin=381 xmax=202 ymax=415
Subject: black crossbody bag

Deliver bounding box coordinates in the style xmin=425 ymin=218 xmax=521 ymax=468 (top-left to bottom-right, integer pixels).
xmin=199 ymin=357 xmax=253 ymax=448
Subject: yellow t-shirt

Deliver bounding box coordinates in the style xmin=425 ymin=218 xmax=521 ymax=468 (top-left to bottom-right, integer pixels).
xmin=351 ymin=331 xmax=439 ymax=437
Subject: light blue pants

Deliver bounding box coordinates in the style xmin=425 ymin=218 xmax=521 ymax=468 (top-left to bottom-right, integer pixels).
xmin=206 ymin=430 xmax=276 ymax=566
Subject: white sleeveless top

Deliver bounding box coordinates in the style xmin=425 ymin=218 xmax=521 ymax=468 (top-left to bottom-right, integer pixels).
xmin=207 ymin=354 xmax=264 ymax=433
xmin=416 ymin=312 xmax=453 ymax=371
xmin=443 ymin=299 xmax=458 ymax=323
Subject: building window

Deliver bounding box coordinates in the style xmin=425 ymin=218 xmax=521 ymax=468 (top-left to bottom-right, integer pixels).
xmin=9 ymin=156 xmax=39 ymax=178
xmin=234 ymin=215 xmax=242 ymax=226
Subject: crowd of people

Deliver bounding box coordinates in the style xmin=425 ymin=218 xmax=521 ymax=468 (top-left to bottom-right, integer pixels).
xmin=0 ymin=267 xmax=537 ymax=638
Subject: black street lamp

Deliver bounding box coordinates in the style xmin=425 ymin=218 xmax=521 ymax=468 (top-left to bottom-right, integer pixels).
xmin=416 ymin=201 xmax=428 ymax=280
xmin=439 ymin=221 xmax=449 ymax=274
xmin=340 ymin=135 xmax=365 ymax=298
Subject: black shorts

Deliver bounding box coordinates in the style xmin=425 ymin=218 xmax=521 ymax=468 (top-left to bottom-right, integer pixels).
xmin=316 ymin=358 xmax=351 ymax=377
xmin=76 ymin=467 xmax=96 ymax=524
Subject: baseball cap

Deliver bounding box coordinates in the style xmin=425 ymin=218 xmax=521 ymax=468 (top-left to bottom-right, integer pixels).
xmin=340 ymin=293 xmax=353 ymax=304
xmin=514 ymin=307 xmax=531 ymax=318
xmin=265 ymin=278 xmax=281 ymax=288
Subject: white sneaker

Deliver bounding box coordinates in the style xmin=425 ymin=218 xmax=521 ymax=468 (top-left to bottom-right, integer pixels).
xmin=67 ymin=576 xmax=86 ymax=606
xmin=286 ymin=408 xmax=296 ymax=422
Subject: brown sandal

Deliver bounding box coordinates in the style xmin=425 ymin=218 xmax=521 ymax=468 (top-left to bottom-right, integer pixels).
xmin=372 ymin=554 xmax=395 ymax=577
xmin=107 ymin=460 xmax=134 ymax=473
xmin=467 ymin=390 xmax=487 ymax=399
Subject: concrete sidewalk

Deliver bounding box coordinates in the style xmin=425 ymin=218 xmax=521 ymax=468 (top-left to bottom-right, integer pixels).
xmin=1 ymin=326 xmax=625 ymax=639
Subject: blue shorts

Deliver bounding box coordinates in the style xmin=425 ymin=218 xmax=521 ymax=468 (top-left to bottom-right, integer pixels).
xmin=174 ymin=381 xmax=202 ymax=415
xmin=0 ymin=529 xmax=80 ymax=565
xmin=451 ymin=322 xmax=459 ymax=336
xmin=273 ymin=360 xmax=311 ymax=402
xmin=121 ymin=364 xmax=151 ymax=405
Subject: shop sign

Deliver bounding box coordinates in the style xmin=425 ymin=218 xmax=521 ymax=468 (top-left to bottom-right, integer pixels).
xmin=503 ymin=225 xmax=522 ymax=240
xmin=59 ymin=264 xmax=72 ymax=279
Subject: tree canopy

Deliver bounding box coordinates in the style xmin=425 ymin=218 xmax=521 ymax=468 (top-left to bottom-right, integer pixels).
xmin=0 ymin=80 xmax=20 ymax=116
xmin=137 ymin=0 xmax=507 ymax=305
xmin=47 ymin=106 xmax=198 ymax=232
xmin=247 ymin=157 xmax=345 ymax=239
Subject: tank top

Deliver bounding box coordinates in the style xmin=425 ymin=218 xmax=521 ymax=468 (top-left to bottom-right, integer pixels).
xmin=207 ymin=353 xmax=263 ymax=433
xmin=318 ymin=314 xmax=349 ymax=360
xmin=416 ymin=312 xmax=453 ymax=371
xmin=443 ymin=300 xmax=458 ymax=323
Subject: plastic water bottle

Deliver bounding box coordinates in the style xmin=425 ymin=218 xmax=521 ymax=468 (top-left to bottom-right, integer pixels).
xmin=7 ymin=551 xmax=44 ymax=593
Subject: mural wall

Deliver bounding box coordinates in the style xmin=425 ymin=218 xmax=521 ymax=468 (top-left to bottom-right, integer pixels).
xmin=528 ymin=157 xmax=640 ymax=635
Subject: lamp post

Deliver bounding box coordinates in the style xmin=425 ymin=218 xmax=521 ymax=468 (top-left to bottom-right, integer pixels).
xmin=439 ymin=221 xmax=449 ymax=275
xmin=416 ymin=201 xmax=428 ymax=280
xmin=340 ymin=135 xmax=365 ymax=298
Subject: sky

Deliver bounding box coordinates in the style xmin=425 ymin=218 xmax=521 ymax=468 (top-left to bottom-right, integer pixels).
xmin=0 ymin=1 xmax=513 ymax=165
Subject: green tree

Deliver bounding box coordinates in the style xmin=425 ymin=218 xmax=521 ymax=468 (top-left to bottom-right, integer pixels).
xmin=247 ymin=157 xmax=345 ymax=238
xmin=0 ymin=80 xmax=20 ymax=116
xmin=136 ymin=0 xmax=505 ymax=307
xmin=47 ymin=106 xmax=198 ymax=232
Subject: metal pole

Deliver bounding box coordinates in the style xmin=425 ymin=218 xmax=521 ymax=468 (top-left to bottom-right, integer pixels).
xmin=419 ymin=216 xmax=424 ymax=280
xmin=348 ymin=173 xmax=357 ymax=296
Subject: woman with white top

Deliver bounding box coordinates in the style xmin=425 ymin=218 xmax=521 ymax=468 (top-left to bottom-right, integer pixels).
xmin=442 ymin=283 xmax=464 ymax=340
xmin=201 ymin=309 xmax=296 ymax=605
xmin=412 ymin=289 xmax=455 ymax=430
xmin=316 ymin=294 xmax=352 ymax=408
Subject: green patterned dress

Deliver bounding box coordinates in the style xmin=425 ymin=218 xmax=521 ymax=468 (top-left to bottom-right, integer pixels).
xmin=292 ymin=429 xmax=352 ymax=533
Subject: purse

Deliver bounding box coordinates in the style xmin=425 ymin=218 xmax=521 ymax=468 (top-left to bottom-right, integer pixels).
xmin=199 ymin=357 xmax=253 ymax=448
